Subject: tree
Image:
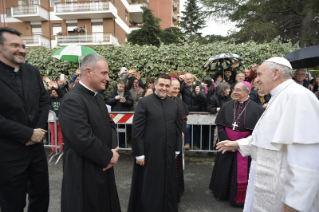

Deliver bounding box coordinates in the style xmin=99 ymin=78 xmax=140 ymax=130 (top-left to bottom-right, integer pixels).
xmin=159 ymin=27 xmax=184 ymax=44
xmin=200 ymin=0 xmax=319 ymax=47
xmin=179 ymin=0 xmax=206 ymax=37
xmin=127 ymin=7 xmax=162 ymax=47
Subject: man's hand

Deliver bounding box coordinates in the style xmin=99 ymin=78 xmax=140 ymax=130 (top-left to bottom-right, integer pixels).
xmin=195 ymin=86 xmax=200 ymax=95
xmin=179 ymin=75 xmax=185 ymax=81
xmin=262 ymin=103 xmax=268 ymax=109
xmin=182 ymin=132 xmax=184 ymax=140
xmin=136 ymin=158 xmax=145 ymax=166
xmin=175 ymin=154 xmax=178 ymax=159
xmin=30 ymin=129 xmax=47 ymax=142
xmin=48 ymin=80 xmax=58 ymax=89
xmin=103 ymin=147 xmax=120 ymax=171
xmin=120 ymin=98 xmax=126 ymax=103
xmin=76 ymin=68 xmax=81 ymax=75
xmin=115 ymin=95 xmax=121 ymax=100
xmin=216 ymin=140 xmax=239 ymax=154
xmin=43 ymin=76 xmax=51 ymax=83
xmin=281 ymin=204 xmax=298 ymax=212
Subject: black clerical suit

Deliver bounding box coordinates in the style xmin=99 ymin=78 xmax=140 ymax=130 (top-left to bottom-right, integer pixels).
xmin=128 ymin=93 xmax=182 ymax=212
xmin=0 ymin=60 xmax=50 ymax=212
xmin=59 ymin=83 xmax=121 ymax=212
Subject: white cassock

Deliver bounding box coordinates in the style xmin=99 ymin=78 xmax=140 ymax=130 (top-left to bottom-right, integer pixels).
xmin=237 ymin=79 xmax=319 ymax=212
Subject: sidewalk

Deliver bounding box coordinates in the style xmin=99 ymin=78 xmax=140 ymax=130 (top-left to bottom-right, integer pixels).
xmin=41 ymin=149 xmax=242 ymax=212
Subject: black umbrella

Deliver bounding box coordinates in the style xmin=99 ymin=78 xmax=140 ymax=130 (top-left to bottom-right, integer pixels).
xmin=284 ymin=45 xmax=319 ymax=69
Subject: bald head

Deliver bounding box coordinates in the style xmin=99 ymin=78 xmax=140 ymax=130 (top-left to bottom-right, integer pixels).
xmin=184 ymin=73 xmax=194 ymax=87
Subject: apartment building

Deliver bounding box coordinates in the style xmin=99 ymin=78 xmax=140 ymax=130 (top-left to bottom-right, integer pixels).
xmin=0 ymin=0 xmax=180 ymax=48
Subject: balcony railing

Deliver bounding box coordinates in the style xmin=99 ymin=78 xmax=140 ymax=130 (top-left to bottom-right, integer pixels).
xmin=55 ymin=2 xmax=109 ymax=13
xmin=172 ymin=14 xmax=177 ymax=21
xmin=56 ymin=33 xmax=119 ymax=46
xmin=21 ymin=35 xmax=50 ymax=48
xmin=12 ymin=5 xmax=38 ymax=15
xmin=173 ymin=2 xmax=178 ymax=10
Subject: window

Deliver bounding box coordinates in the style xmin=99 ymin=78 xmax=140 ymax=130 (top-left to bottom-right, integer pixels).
xmin=50 ymin=0 xmax=61 ymax=7
xmin=6 ymin=8 xmax=11 ymax=17
xmin=125 ymin=10 xmax=128 ymax=22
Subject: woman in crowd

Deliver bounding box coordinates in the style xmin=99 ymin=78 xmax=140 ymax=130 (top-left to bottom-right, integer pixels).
xmin=145 ymin=78 xmax=155 ymax=91
xmin=250 ymin=86 xmax=271 ymax=108
xmin=143 ymin=87 xmax=154 ymax=97
xmin=213 ymin=72 xmax=224 ymax=87
xmin=207 ymin=82 xmax=231 ymax=115
xmin=128 ymin=77 xmax=144 ymax=111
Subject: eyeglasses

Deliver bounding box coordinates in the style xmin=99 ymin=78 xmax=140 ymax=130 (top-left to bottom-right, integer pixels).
xmin=233 ymin=88 xmax=244 ymax=92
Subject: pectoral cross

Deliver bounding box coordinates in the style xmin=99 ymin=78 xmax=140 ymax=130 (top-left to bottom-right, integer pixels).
xmin=232 ymin=122 xmax=238 ymax=130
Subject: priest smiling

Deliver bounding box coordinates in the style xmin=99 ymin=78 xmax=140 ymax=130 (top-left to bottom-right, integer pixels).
xmin=217 ymin=57 xmax=319 ymax=212
xmin=209 ymin=81 xmax=264 ymax=206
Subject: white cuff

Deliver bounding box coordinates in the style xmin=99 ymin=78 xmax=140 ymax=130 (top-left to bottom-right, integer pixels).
xmin=136 ymin=155 xmax=145 ymax=160
xmin=237 ymin=135 xmax=253 ymax=157
xmin=175 ymin=151 xmax=180 ymax=155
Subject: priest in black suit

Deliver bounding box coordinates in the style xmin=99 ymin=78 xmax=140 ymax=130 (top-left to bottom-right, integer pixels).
xmin=59 ymin=54 xmax=121 ymax=212
xmin=128 ymin=74 xmax=182 ymax=212
xmin=209 ymin=81 xmax=264 ymax=207
xmin=0 ymin=27 xmax=50 ymax=212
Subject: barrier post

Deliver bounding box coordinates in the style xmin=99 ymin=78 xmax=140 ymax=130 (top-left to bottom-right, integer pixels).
xmin=46 ymin=110 xmax=63 ymax=164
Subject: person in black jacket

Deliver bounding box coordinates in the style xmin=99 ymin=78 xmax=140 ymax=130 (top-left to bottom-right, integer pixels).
xmin=249 ymin=86 xmax=270 ymax=109
xmin=0 ymin=27 xmax=50 ymax=212
xmin=106 ymin=79 xmax=133 ymax=147
xmin=207 ymin=82 xmax=231 ymax=115
xmin=178 ymin=73 xmax=206 ymax=150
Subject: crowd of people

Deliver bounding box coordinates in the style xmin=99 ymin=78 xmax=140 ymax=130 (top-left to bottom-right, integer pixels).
xmin=1 ymin=26 xmax=319 ymax=212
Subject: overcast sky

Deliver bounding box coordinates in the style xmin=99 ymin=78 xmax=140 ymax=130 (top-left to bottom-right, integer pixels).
xmin=179 ymin=0 xmax=236 ymax=36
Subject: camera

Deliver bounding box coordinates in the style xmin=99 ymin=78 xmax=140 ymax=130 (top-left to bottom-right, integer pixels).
xmin=192 ymin=81 xmax=201 ymax=90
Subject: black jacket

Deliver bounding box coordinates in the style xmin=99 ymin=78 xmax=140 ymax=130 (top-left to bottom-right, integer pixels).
xmin=207 ymin=93 xmax=231 ymax=114
xmin=249 ymin=89 xmax=271 ymax=106
xmin=0 ymin=61 xmax=50 ymax=162
xmin=106 ymin=87 xmax=133 ymax=111
xmin=180 ymin=81 xmax=207 ymax=112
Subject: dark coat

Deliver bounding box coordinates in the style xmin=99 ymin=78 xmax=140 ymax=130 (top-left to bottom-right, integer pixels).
xmin=59 ymin=83 xmax=121 ymax=212
xmin=249 ymin=89 xmax=271 ymax=106
xmin=106 ymin=87 xmax=133 ymax=111
xmin=0 ymin=61 xmax=50 ymax=162
xmin=128 ymin=94 xmax=182 ymax=212
xmin=207 ymin=93 xmax=232 ymax=114
xmin=180 ymin=81 xmax=206 ymax=112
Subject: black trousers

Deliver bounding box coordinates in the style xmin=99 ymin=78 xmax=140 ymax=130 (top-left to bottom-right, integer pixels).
xmin=0 ymin=147 xmax=49 ymax=212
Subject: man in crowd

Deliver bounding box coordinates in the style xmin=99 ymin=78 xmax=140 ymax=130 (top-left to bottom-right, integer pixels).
xmin=179 ymin=73 xmax=206 ymax=150
xmin=106 ymin=79 xmax=133 ymax=147
xmin=128 ymin=74 xmax=182 ymax=212
xmin=0 ymin=27 xmax=50 ymax=211
xmin=59 ymin=54 xmax=121 ymax=212
xmin=224 ymin=68 xmax=236 ymax=84
xmin=242 ymin=69 xmax=250 ymax=81
xmin=209 ymin=81 xmax=264 ymax=206
xmin=217 ymin=57 xmax=319 ymax=211
xmin=230 ymin=72 xmax=246 ymax=92
xmin=294 ymin=68 xmax=309 ymax=88
xmin=169 ymin=78 xmax=189 ymax=197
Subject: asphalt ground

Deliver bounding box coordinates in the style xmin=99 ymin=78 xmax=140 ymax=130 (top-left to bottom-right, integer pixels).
xmin=29 ymin=149 xmax=243 ymax=212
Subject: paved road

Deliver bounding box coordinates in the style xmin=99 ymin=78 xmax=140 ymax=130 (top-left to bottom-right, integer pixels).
xmin=43 ymin=149 xmax=242 ymax=212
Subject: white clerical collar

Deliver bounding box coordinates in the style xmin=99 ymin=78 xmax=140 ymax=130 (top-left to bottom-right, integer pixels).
xmin=270 ymin=79 xmax=294 ymax=97
xmin=155 ymin=91 xmax=166 ymax=99
xmin=79 ymin=81 xmax=98 ymax=96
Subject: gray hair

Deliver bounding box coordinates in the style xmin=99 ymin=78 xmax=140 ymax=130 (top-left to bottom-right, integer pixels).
xmin=216 ymin=82 xmax=230 ymax=96
xmin=236 ymin=82 xmax=250 ymax=94
xmin=0 ymin=27 xmax=22 ymax=44
xmin=265 ymin=61 xmax=292 ymax=79
xmin=185 ymin=73 xmax=194 ymax=78
xmin=81 ymin=54 xmax=106 ymax=75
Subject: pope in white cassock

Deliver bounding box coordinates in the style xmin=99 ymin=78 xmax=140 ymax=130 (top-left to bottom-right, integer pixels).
xmin=216 ymin=57 xmax=319 ymax=212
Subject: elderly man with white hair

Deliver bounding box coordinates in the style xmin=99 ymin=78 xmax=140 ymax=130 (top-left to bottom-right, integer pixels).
xmin=217 ymin=57 xmax=319 ymax=212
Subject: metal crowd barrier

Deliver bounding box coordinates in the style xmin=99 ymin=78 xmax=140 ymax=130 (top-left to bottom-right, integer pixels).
xmin=45 ymin=110 xmax=63 ymax=165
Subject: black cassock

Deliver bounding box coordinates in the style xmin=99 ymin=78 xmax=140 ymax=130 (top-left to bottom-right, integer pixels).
xmin=209 ymin=99 xmax=264 ymax=206
xmin=171 ymin=96 xmax=189 ymax=198
xmin=128 ymin=94 xmax=182 ymax=212
xmin=59 ymin=83 xmax=121 ymax=212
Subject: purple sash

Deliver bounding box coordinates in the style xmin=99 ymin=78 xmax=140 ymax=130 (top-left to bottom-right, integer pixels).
xmin=225 ymin=127 xmax=250 ymax=203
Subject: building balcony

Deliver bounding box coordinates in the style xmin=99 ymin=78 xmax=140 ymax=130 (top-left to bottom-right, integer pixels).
xmin=173 ymin=2 xmax=178 ymax=10
xmin=21 ymin=35 xmax=51 ymax=48
xmin=54 ymin=1 xmax=117 ymax=19
xmin=11 ymin=5 xmax=49 ymax=21
xmin=129 ymin=3 xmax=147 ymax=24
xmin=172 ymin=13 xmax=177 ymax=21
xmin=56 ymin=33 xmax=119 ymax=46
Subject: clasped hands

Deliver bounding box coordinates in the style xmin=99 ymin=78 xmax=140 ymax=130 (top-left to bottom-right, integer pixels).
xmin=216 ymin=140 xmax=239 ymax=154
xmin=26 ymin=128 xmax=47 ymax=146
xmin=103 ymin=147 xmax=120 ymax=171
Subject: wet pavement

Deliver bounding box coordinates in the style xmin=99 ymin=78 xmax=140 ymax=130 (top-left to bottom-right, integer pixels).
xmin=39 ymin=149 xmax=243 ymax=212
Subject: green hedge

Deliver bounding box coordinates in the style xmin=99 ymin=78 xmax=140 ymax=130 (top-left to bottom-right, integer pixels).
xmin=26 ymin=38 xmax=302 ymax=92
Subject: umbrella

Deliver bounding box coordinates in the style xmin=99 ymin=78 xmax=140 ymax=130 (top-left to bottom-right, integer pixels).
xmin=284 ymin=45 xmax=319 ymax=69
xmin=201 ymin=53 xmax=244 ymax=72
xmin=51 ymin=45 xmax=97 ymax=65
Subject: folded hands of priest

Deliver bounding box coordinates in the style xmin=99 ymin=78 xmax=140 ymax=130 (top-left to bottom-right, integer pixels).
xmin=216 ymin=140 xmax=239 ymax=154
